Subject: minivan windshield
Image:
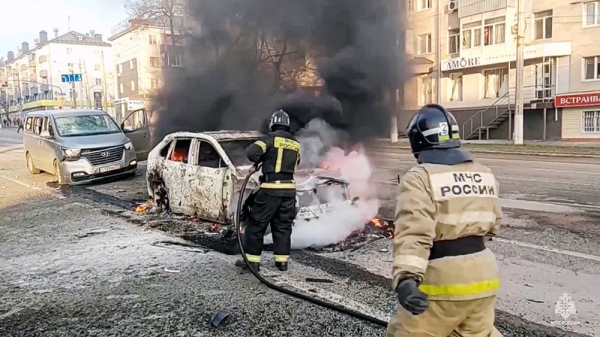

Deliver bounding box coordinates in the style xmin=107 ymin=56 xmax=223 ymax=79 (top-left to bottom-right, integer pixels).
xmin=54 ymin=114 xmax=121 ymax=137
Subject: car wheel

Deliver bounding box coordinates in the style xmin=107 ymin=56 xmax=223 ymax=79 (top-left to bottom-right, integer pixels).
xmin=26 ymin=153 xmax=41 ymax=174
xmin=53 ymin=160 xmax=67 ymax=186
xmin=126 ymin=171 xmax=137 ymax=179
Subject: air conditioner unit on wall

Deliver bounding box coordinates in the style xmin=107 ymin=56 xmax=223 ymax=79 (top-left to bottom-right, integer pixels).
xmin=448 ymin=0 xmax=458 ymax=13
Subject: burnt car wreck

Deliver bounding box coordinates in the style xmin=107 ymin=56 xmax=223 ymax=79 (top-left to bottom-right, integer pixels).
xmin=142 ymin=130 xmax=391 ymax=252
xmin=146 ymin=131 xmax=355 ymax=222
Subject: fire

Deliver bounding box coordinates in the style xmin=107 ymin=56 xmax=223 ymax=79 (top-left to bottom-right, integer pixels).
xmin=170 ymin=148 xmax=188 ymax=162
xmin=135 ymin=204 xmax=149 ymax=213
xmin=209 ymin=223 xmax=221 ymax=232
xmin=370 ymin=218 xmax=386 ymax=228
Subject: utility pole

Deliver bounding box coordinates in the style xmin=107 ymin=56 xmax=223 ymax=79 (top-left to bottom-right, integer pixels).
xmin=513 ymin=0 xmax=526 ymax=145
xmin=435 ymin=0 xmax=442 ymax=104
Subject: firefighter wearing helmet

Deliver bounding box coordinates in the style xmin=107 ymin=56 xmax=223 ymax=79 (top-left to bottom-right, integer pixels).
xmin=387 ymin=104 xmax=503 ymax=337
xmin=236 ymin=109 xmax=301 ymax=272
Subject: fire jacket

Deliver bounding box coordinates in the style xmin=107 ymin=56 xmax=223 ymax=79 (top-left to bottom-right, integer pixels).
xmin=392 ymin=161 xmax=502 ymax=301
xmin=246 ymin=129 xmax=301 ymax=190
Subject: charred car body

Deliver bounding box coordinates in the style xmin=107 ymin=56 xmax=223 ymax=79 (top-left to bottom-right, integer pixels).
xmin=145 ymin=131 xmax=356 ymax=226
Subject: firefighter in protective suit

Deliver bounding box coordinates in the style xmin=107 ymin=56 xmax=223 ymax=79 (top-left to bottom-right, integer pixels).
xmin=236 ymin=109 xmax=300 ymax=272
xmin=387 ymin=104 xmax=503 ymax=337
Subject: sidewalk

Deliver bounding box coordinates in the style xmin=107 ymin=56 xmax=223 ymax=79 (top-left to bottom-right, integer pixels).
xmin=372 ymin=138 xmax=600 ymax=157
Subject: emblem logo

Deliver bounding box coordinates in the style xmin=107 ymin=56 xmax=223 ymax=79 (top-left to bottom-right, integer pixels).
xmin=100 ymin=151 xmax=110 ymax=157
xmin=555 ymin=293 xmax=577 ymax=320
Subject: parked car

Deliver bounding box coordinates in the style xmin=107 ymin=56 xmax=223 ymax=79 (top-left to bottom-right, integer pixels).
xmin=145 ymin=130 xmax=355 ymax=224
xmin=23 ymin=109 xmax=150 ymax=185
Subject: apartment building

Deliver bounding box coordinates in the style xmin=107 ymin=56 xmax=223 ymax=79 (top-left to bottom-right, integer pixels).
xmin=407 ymin=0 xmax=600 ymax=141
xmin=0 ymin=30 xmax=115 ymax=119
xmin=108 ymin=17 xmax=185 ymax=122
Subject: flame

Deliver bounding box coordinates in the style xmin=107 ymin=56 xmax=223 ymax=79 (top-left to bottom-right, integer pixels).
xmin=209 ymin=223 xmax=221 ymax=232
xmin=370 ymin=218 xmax=387 ymax=228
xmin=170 ymin=148 xmax=188 ymax=162
xmin=135 ymin=204 xmax=149 ymax=213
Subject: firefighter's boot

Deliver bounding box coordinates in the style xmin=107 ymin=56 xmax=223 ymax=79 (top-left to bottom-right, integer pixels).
xmin=235 ymin=259 xmax=260 ymax=272
xmin=275 ymin=261 xmax=288 ymax=271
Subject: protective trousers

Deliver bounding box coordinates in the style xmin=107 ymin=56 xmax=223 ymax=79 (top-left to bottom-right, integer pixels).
xmin=244 ymin=189 xmax=296 ymax=263
xmin=386 ymin=296 xmax=503 ymax=337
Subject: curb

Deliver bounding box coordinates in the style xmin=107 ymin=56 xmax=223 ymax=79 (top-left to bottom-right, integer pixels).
xmin=369 ymin=146 xmax=600 ymax=159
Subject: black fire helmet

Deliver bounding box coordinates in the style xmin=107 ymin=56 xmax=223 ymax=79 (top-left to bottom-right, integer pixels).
xmin=269 ymin=109 xmax=291 ymax=131
xmin=406 ymin=104 xmax=471 ymax=165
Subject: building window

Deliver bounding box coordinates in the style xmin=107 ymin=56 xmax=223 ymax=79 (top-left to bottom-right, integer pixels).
xmin=583 ymin=111 xmax=600 ymax=132
xmin=66 ymin=48 xmax=72 ymax=55
xmin=583 ymin=56 xmax=600 ymax=80
xmin=94 ymin=64 xmax=101 ymax=71
xmin=448 ymin=29 xmax=460 ymax=55
xmin=534 ymin=10 xmax=553 ymax=40
xmin=117 ymin=64 xmax=122 ymax=74
xmin=483 ymin=17 xmax=505 ymax=46
xmin=171 ymin=54 xmax=183 ymax=67
xmin=462 ymin=22 xmax=481 ymax=49
xmin=149 ymin=35 xmax=158 ymax=45
xmin=150 ymin=57 xmax=160 ymax=67
xmin=483 ymin=68 xmax=508 ymax=98
xmin=584 ymin=1 xmax=600 ymax=27
xmin=129 ymin=60 xmax=134 ymax=70
xmin=151 ymin=78 xmax=159 ymax=89
xmin=418 ymin=34 xmax=432 ymax=54
xmin=95 ymin=78 xmax=102 ymax=85
xmin=119 ymin=83 xmax=124 ymax=94
xmin=448 ymin=73 xmax=463 ymax=101
xmin=419 ymin=76 xmax=432 ymax=105
xmin=417 ymin=0 xmax=432 ymax=10
xmin=131 ymin=80 xmax=136 ymax=91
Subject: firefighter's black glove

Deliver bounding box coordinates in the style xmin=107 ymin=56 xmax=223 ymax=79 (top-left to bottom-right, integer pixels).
xmin=395 ymin=277 xmax=429 ymax=315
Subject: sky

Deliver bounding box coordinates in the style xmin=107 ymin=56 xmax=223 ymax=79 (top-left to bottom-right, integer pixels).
xmin=0 ymin=0 xmax=129 ymax=55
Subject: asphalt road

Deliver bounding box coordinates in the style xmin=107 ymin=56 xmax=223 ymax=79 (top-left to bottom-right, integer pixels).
xmin=1 ymin=138 xmax=598 ymax=337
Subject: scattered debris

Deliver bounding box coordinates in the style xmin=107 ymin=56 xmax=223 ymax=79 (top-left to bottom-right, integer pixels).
xmin=164 ymin=268 xmax=181 ymax=274
xmin=306 ymin=278 xmax=334 ymax=283
xmin=306 ymin=218 xmax=395 ymax=253
xmin=210 ymin=310 xmax=230 ymax=327
xmin=76 ymin=228 xmax=111 ymax=238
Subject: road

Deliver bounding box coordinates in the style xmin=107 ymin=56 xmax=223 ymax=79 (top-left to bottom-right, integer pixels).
xmin=0 ymin=136 xmax=598 ymax=336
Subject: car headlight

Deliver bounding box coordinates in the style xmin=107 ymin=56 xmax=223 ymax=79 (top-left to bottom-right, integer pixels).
xmin=124 ymin=141 xmax=134 ymax=150
xmin=63 ymin=148 xmax=81 ymax=158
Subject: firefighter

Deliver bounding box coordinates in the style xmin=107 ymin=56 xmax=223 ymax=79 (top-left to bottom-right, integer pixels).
xmin=236 ymin=109 xmax=300 ymax=272
xmin=387 ymin=104 xmax=503 ymax=337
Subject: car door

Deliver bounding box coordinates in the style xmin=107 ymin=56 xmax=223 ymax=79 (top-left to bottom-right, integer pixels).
xmin=121 ymin=109 xmax=151 ymax=161
xmin=161 ymin=137 xmax=195 ymax=215
xmin=187 ymin=138 xmax=234 ymax=222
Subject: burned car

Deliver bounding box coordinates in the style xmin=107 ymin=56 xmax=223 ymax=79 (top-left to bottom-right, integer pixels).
xmin=145 ymin=131 xmax=355 ymax=225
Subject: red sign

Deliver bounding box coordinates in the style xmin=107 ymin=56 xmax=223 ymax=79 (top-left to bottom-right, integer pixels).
xmin=555 ymin=92 xmax=600 ymax=108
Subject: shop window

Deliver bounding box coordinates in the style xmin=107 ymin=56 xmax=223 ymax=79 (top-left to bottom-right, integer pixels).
xmin=448 ymin=73 xmax=463 ymax=101
xmin=483 ymin=68 xmax=508 ymax=98
xmin=582 ymin=110 xmax=600 ymax=133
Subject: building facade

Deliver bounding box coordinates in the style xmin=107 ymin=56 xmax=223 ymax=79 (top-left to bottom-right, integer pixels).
xmin=108 ymin=17 xmax=185 ymax=123
xmin=407 ymin=0 xmax=600 ymax=141
xmin=0 ymin=30 xmax=115 ymax=120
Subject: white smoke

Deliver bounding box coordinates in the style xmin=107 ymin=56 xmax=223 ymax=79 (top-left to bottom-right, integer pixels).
xmin=264 ymin=118 xmax=380 ymax=249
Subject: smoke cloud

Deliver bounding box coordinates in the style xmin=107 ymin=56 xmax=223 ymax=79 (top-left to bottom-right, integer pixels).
xmin=151 ymin=0 xmax=408 ymax=144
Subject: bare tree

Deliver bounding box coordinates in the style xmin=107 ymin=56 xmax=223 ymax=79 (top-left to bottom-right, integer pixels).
xmin=125 ymin=0 xmax=185 ymax=39
xmin=0 ymin=92 xmax=9 ymax=122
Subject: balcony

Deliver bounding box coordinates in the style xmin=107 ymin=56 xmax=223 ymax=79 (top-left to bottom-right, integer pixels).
xmin=40 ymin=84 xmax=50 ymax=92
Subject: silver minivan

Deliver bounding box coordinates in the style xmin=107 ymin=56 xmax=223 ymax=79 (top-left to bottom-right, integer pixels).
xmin=23 ymin=109 xmax=151 ymax=185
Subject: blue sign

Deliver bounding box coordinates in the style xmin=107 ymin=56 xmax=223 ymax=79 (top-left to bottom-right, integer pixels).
xmin=61 ymin=74 xmax=82 ymax=83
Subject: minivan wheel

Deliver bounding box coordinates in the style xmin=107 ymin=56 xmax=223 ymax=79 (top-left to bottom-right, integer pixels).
xmin=53 ymin=160 xmax=67 ymax=186
xmin=26 ymin=153 xmax=41 ymax=174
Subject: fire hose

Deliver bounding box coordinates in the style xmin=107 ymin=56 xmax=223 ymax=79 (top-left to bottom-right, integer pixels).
xmin=235 ymin=165 xmax=389 ymax=328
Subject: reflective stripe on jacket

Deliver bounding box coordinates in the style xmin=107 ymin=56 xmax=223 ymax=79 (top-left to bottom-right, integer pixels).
xmin=392 ymin=161 xmax=502 ymax=301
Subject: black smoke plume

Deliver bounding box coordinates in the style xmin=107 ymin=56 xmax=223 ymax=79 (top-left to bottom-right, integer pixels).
xmin=151 ymin=0 xmax=409 ymax=144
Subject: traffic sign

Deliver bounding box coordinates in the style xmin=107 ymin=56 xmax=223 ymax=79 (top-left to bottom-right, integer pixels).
xmin=127 ymin=100 xmax=144 ymax=110
xmin=61 ymin=74 xmax=82 ymax=83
